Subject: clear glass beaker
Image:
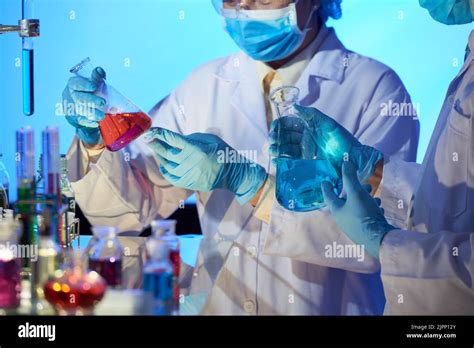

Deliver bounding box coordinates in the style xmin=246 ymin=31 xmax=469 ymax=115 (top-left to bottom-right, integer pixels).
xmin=70 ymin=58 xmax=152 ymax=152
xmin=86 ymin=226 xmax=123 ymax=287
xmin=270 ymin=86 xmax=342 ymax=212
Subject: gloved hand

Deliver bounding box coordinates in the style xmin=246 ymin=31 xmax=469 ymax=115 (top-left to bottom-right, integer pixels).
xmin=268 ymin=116 xmax=317 ymax=160
xmin=321 ymin=162 xmax=395 ymax=259
xmin=145 ymin=128 xmax=268 ymax=204
xmin=63 ymin=67 xmax=107 ymax=145
xmin=269 ymin=105 xmax=383 ymax=182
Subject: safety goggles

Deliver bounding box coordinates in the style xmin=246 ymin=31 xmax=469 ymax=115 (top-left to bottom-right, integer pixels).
xmin=212 ymin=0 xmax=298 ymax=18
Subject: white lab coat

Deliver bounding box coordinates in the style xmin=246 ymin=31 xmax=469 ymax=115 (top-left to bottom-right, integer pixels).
xmin=67 ymin=28 xmax=419 ymax=315
xmin=376 ymin=30 xmax=474 ymax=315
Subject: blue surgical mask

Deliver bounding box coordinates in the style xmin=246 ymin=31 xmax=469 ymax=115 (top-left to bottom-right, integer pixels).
xmin=222 ymin=4 xmax=313 ymax=62
xmin=419 ymin=0 xmax=474 ymax=25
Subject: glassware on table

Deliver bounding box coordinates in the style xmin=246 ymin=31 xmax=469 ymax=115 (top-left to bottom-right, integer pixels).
xmin=15 ymin=127 xmax=37 ymax=274
xmin=143 ymin=239 xmax=173 ymax=316
xmin=43 ymin=251 xmax=106 ymax=315
xmin=150 ymin=219 xmax=179 ymax=314
xmin=0 ymin=153 xmax=10 ymax=209
xmin=86 ymin=226 xmax=123 ymax=287
xmin=60 ymin=155 xmax=76 ymax=246
xmin=269 ymin=86 xmax=342 ymax=212
xmin=0 ymin=219 xmax=21 ymax=309
xmin=70 ymin=57 xmax=152 ymax=152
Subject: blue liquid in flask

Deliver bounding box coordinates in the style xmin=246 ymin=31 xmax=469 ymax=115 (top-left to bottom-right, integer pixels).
xmin=276 ymin=158 xmax=342 ymax=212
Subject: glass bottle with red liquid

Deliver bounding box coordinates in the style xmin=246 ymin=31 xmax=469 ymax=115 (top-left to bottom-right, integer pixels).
xmin=86 ymin=226 xmax=123 ymax=288
xmin=0 ymin=219 xmax=22 ymax=310
xmin=43 ymin=250 xmax=107 ymax=315
xmin=151 ymin=219 xmax=179 ymax=315
xmin=69 ymin=57 xmax=152 ymax=152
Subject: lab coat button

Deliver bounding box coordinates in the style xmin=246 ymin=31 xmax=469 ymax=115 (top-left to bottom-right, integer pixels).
xmin=246 ymin=246 xmax=258 ymax=257
xmin=193 ymin=272 xmax=199 ymax=277
xmin=243 ymin=300 xmax=255 ymax=313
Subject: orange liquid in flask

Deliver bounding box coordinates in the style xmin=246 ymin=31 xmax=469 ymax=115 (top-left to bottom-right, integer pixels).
xmin=99 ymin=111 xmax=152 ymax=152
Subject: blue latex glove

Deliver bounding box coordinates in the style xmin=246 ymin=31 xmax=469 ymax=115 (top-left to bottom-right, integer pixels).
xmin=145 ymin=128 xmax=268 ymax=204
xmin=268 ymin=115 xmax=317 ymax=160
xmin=419 ymin=0 xmax=474 ymax=25
xmin=321 ymin=162 xmax=395 ymax=259
xmin=62 ymin=67 xmax=107 ymax=145
xmin=269 ymin=105 xmax=383 ymax=182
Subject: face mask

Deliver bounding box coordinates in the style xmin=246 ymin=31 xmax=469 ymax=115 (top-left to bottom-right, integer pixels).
xmin=222 ymin=3 xmax=312 ymax=62
xmin=419 ymin=0 xmax=474 ymax=25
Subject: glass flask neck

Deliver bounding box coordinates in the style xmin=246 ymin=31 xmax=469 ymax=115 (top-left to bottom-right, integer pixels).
xmin=62 ymin=249 xmax=87 ymax=272
xmin=92 ymin=226 xmax=119 ymax=240
xmin=89 ymin=226 xmax=123 ymax=260
xmin=270 ymin=86 xmax=300 ymax=118
xmin=151 ymin=219 xmax=177 ymax=237
xmin=70 ymin=57 xmax=93 ymax=77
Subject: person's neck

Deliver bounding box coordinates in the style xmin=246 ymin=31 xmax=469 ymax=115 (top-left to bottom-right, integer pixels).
xmin=267 ymin=20 xmax=322 ymax=70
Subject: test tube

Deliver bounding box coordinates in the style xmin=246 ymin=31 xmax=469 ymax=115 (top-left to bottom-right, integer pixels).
xmin=16 ymin=127 xmax=37 ymax=273
xmin=41 ymin=127 xmax=64 ymax=247
xmin=42 ymin=127 xmax=60 ymax=198
xmin=16 ymin=126 xmax=35 ymax=190
xmin=22 ymin=0 xmax=35 ymax=116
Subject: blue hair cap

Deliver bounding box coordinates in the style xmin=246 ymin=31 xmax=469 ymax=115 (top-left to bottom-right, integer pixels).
xmin=319 ymin=0 xmax=343 ymax=22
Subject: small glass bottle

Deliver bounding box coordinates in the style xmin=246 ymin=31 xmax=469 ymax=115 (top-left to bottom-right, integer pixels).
xmin=32 ymin=213 xmax=61 ymax=313
xmin=270 ymin=86 xmax=342 ymax=212
xmin=143 ymin=239 xmax=173 ymax=316
xmin=87 ymin=226 xmax=123 ymax=287
xmin=0 ymin=183 xmax=8 ymax=210
xmin=60 ymin=155 xmax=76 ymax=246
xmin=151 ymin=219 xmax=180 ymax=314
xmin=0 ymin=219 xmax=21 ymax=309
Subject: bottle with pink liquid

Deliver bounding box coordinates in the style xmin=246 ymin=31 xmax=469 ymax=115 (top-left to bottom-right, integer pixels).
xmin=86 ymin=226 xmax=123 ymax=288
xmin=0 ymin=219 xmax=22 ymax=309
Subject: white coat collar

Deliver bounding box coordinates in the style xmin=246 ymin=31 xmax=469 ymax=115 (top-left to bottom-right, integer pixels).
xmin=214 ymin=27 xmax=348 ymax=84
xmin=467 ymin=29 xmax=474 ymax=63
xmin=213 ymin=28 xmax=350 ymax=141
xmin=469 ymin=30 xmax=474 ymax=54
xmin=455 ymin=30 xmax=474 ymax=79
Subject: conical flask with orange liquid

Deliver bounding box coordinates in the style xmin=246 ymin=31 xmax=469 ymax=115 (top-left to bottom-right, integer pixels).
xmin=70 ymin=58 xmax=152 ymax=152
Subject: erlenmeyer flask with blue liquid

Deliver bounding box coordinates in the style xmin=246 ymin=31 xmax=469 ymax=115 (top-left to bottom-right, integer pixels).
xmin=270 ymin=86 xmax=342 ymax=212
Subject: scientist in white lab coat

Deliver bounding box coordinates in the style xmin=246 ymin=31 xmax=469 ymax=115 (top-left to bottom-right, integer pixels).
xmin=62 ymin=0 xmax=419 ymax=315
xmin=271 ymin=0 xmax=474 ymax=315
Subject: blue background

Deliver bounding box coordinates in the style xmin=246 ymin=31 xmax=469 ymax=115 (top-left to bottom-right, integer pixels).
xmin=1 ymin=0 xmax=472 ymax=200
